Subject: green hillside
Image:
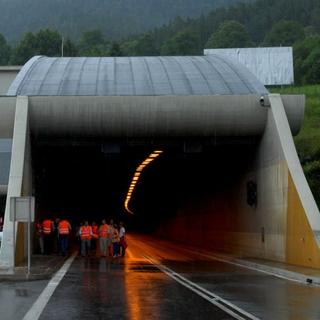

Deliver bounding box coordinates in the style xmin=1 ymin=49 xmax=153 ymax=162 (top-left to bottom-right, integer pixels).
xmin=0 ymin=0 xmax=244 ymax=41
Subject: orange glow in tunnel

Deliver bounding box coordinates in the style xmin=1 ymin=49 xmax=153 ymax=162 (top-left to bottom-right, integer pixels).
xmin=124 ymin=150 xmax=163 ymax=214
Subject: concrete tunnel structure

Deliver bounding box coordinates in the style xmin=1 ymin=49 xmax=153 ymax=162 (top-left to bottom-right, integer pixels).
xmin=0 ymin=55 xmax=319 ymax=273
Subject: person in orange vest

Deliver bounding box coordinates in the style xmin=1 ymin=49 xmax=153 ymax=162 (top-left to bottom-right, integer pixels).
xmin=98 ymin=219 xmax=109 ymax=257
xmin=107 ymin=219 xmax=114 ymax=257
xmin=58 ymin=219 xmax=72 ymax=256
xmin=80 ymin=220 xmax=93 ymax=257
xmin=91 ymin=221 xmax=99 ymax=253
xmin=42 ymin=218 xmax=54 ymax=254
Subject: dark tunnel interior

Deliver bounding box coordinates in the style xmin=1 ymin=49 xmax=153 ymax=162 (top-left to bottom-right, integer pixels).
xmin=32 ymin=137 xmax=258 ymax=237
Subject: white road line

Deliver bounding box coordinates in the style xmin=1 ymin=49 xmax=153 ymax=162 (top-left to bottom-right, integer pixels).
xmin=143 ymin=254 xmax=260 ymax=320
xmin=22 ymin=254 xmax=76 ymax=320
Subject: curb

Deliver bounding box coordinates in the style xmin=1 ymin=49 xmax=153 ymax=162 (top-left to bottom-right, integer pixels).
xmin=194 ymin=250 xmax=320 ymax=286
xmin=0 ymin=272 xmax=53 ymax=282
xmin=0 ymin=256 xmax=70 ymax=282
xmin=230 ymin=257 xmax=320 ymax=286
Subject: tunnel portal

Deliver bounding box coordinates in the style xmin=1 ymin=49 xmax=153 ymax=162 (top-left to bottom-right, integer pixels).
xmin=0 ymin=55 xmax=319 ymax=273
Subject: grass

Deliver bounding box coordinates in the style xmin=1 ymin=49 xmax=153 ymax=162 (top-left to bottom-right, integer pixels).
xmin=270 ymin=84 xmax=320 ymax=161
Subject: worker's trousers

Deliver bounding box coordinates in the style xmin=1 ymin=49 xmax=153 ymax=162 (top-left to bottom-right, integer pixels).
xmin=59 ymin=235 xmax=69 ymax=256
xmin=99 ymin=238 xmax=107 ymax=256
xmin=81 ymin=239 xmax=91 ymax=256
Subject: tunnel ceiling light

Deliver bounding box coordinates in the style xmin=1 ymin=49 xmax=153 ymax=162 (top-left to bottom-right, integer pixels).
xmin=149 ymin=153 xmax=160 ymax=158
xmin=124 ymin=149 xmax=164 ymax=214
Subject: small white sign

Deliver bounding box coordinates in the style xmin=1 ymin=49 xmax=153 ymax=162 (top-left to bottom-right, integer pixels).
xmin=10 ymin=197 xmax=35 ymax=222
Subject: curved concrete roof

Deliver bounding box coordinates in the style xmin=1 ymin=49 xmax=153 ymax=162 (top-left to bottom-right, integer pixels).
xmin=7 ymin=55 xmax=268 ymax=96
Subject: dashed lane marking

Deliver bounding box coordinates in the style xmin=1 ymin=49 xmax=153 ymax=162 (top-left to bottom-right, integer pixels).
xmin=22 ymin=253 xmax=76 ymax=320
xmin=143 ymin=254 xmax=260 ymax=320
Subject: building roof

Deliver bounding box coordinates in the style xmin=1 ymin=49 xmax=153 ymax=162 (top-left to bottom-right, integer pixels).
xmin=7 ymin=55 xmax=268 ymax=96
xmin=0 ymin=66 xmax=21 ymax=72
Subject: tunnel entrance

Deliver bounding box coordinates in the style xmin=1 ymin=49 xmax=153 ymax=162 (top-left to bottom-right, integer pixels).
xmin=32 ymin=137 xmax=258 ymax=241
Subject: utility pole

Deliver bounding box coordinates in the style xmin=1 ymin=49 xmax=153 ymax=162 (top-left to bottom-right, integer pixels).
xmin=61 ymin=36 xmax=64 ymax=57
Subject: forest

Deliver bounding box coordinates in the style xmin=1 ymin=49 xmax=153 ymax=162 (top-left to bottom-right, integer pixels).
xmin=0 ymin=0 xmax=244 ymax=41
xmin=0 ymin=0 xmax=319 ymax=84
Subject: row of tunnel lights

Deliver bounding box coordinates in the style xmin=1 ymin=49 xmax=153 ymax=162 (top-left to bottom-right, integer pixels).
xmin=124 ymin=150 xmax=163 ymax=214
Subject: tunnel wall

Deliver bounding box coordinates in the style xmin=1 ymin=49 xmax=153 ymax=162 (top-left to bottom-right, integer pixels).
xmin=157 ymin=94 xmax=320 ymax=268
xmin=25 ymin=95 xmax=304 ymax=137
xmin=0 ymin=96 xmax=32 ymax=272
xmin=0 ymin=95 xmax=305 ymax=139
xmin=0 ymin=97 xmax=16 ymax=138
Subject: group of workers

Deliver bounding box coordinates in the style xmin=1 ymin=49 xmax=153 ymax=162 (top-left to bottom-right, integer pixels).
xmin=36 ymin=218 xmax=127 ymax=258
xmin=78 ymin=219 xmax=127 ymax=258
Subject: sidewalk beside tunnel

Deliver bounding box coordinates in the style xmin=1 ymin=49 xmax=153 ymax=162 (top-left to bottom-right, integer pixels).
xmin=0 ymin=254 xmax=67 ymax=281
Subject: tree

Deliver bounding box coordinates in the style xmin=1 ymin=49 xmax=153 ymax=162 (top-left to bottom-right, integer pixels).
xmin=263 ymin=20 xmax=305 ymax=46
xmin=63 ymin=38 xmax=78 ymax=57
xmin=11 ymin=29 xmax=62 ymax=65
xmin=78 ymin=30 xmax=108 ymax=56
xmin=205 ymin=20 xmax=254 ymax=48
xmin=310 ymin=7 xmax=320 ymax=32
xmin=121 ymin=40 xmax=139 ymax=56
xmin=35 ymin=29 xmax=62 ymax=56
xmin=294 ymin=35 xmax=320 ymax=84
xmin=0 ymin=34 xmax=10 ymax=65
xmin=161 ymin=29 xmax=199 ymax=55
xmin=301 ymin=47 xmax=320 ymax=84
xmin=109 ymin=42 xmax=122 ymax=57
xmin=11 ymin=32 xmax=38 ymax=65
xmin=134 ymin=33 xmax=159 ymax=56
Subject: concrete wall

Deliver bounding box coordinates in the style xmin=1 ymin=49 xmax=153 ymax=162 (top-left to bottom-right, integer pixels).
xmin=0 ymin=97 xmax=15 ymax=195
xmin=0 ymin=97 xmax=32 ymax=273
xmin=0 ymin=67 xmax=21 ymax=96
xmin=157 ymin=94 xmax=320 ymax=268
xmin=0 ymin=95 xmax=305 ymax=139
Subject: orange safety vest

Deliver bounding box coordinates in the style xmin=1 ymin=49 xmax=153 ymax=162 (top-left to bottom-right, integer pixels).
xmin=80 ymin=226 xmax=92 ymax=240
xmin=59 ymin=220 xmax=70 ymax=235
xmin=42 ymin=220 xmax=53 ymax=235
xmin=99 ymin=224 xmax=109 ymax=238
xmin=92 ymin=225 xmax=98 ymax=239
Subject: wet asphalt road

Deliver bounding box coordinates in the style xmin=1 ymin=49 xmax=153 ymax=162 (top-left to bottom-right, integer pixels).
xmin=1 ymin=234 xmax=320 ymax=319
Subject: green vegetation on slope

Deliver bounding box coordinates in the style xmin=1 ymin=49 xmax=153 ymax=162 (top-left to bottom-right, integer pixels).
xmin=1 ymin=0 xmax=319 ymax=85
xmin=272 ymin=85 xmax=320 ymax=205
xmin=0 ymin=0 xmax=244 ymax=41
